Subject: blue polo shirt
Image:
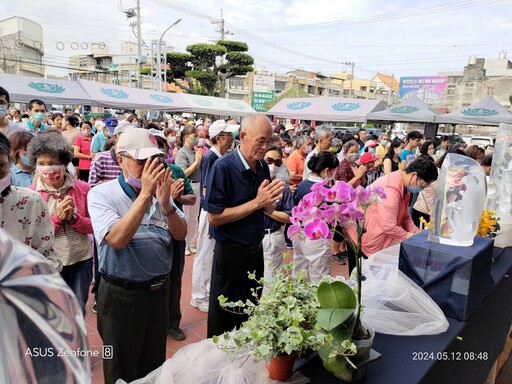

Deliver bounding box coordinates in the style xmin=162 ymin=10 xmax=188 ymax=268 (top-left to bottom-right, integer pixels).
xmin=263 ymin=184 xmax=294 ymax=232
xmin=25 ymin=120 xmax=46 ymax=133
xmin=10 ymin=163 xmax=35 ymax=187
xmin=399 ymin=148 xmax=415 ymax=162
xmin=199 ymin=147 xmax=221 ymax=209
xmin=205 ymin=148 xmax=270 ymax=245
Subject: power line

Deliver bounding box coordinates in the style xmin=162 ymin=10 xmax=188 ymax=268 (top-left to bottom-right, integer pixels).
xmin=243 ymin=0 xmax=507 ymax=33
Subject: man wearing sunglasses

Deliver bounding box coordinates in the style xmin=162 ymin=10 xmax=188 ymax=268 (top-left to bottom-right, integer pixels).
xmin=88 ymin=128 xmax=187 ymax=384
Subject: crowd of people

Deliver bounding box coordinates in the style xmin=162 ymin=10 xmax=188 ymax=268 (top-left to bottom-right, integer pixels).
xmin=0 ymin=84 xmax=496 ymax=383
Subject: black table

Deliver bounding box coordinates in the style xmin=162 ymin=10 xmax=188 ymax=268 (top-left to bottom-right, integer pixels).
xmin=301 ymin=247 xmax=512 ymax=384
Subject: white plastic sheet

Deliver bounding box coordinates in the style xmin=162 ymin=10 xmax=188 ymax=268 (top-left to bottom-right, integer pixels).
xmin=360 ymin=244 xmax=449 ymax=336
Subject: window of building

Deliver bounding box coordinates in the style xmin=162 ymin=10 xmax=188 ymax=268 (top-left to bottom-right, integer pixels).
xmin=275 ymin=81 xmax=286 ymax=92
xmin=487 ymin=86 xmax=495 ymax=96
xmin=227 ymin=93 xmax=245 ymax=100
xmin=447 ymin=85 xmax=455 ymax=95
xmin=462 ymin=103 xmax=471 ymax=107
xmin=229 ymin=77 xmax=246 ymax=89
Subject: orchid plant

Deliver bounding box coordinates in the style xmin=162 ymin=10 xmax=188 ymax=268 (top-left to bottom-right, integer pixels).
xmin=287 ymin=179 xmax=386 ymax=338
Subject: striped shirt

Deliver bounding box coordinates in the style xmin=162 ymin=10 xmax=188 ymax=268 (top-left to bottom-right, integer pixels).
xmin=88 ymin=149 xmax=122 ymax=186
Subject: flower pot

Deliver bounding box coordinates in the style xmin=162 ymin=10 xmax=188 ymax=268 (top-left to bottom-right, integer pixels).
xmin=333 ymin=325 xmax=376 ymax=382
xmin=267 ymin=354 xmax=297 ymax=381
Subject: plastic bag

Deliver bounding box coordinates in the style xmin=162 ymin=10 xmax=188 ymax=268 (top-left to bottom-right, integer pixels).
xmin=0 ymin=229 xmax=91 ymax=383
xmin=117 ymin=339 xmax=310 ymax=384
xmin=359 ymin=244 xmax=449 ymax=336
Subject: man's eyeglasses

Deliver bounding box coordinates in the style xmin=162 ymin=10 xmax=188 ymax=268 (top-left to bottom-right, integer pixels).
xmin=265 ymin=157 xmax=283 ymax=167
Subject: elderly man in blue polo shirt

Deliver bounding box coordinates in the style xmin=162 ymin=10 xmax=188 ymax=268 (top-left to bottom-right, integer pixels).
xmin=88 ymin=128 xmax=187 ymax=384
xmin=205 ymin=113 xmax=285 ymax=337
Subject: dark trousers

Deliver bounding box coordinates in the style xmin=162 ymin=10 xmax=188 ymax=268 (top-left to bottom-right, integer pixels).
xmin=168 ymin=237 xmax=185 ymax=329
xmin=207 ymin=240 xmax=264 ymax=338
xmin=97 ymin=276 xmax=170 ymax=384
xmin=60 ymin=258 xmax=93 ymax=315
xmin=346 ymin=245 xmax=368 ymax=277
xmin=91 ymin=240 xmax=101 ymax=300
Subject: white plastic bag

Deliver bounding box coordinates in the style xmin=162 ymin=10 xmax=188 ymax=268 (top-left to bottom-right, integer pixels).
xmin=359 ymin=244 xmax=449 ymax=336
xmin=118 ymin=338 xmax=310 ymax=384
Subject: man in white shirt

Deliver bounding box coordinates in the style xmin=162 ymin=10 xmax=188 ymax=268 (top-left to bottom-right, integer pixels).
xmin=303 ymin=126 xmax=333 ymax=180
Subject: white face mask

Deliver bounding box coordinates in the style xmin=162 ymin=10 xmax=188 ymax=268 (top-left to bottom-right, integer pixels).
xmin=268 ymin=164 xmax=279 ymax=179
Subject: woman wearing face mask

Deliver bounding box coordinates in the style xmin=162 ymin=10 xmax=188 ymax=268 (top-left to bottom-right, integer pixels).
xmin=9 ymin=131 xmax=35 ymax=187
xmin=418 ymin=140 xmax=436 ymax=162
xmin=335 ymin=140 xmax=368 ymax=187
xmin=345 ymin=157 xmax=438 ymax=274
xmin=176 ymin=125 xmax=203 ymax=255
xmin=27 ymin=131 xmax=93 ymax=314
xmin=73 ymin=121 xmax=95 ymax=182
xmin=262 ymin=145 xmax=294 ymax=289
xmin=163 ymin=127 xmax=179 ymax=164
xmin=383 ymin=139 xmax=406 ymax=175
xmin=293 ymin=151 xmax=340 ymax=283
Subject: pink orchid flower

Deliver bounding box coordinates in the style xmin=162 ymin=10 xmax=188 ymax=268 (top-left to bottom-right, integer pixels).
xmin=304 ymin=218 xmax=332 ymax=240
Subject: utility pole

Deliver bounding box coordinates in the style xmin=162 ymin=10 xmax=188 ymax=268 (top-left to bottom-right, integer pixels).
xmin=212 ymin=9 xmax=233 ymax=98
xmin=136 ymin=0 xmax=142 ymax=88
xmin=341 ymin=61 xmax=355 ymax=98
xmin=388 ymin=74 xmax=394 ymax=105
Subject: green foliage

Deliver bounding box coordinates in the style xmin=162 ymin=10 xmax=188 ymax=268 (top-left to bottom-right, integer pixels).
xmin=218 ymin=40 xmax=248 ymax=52
xmin=139 ymin=67 xmax=151 ymax=75
xmin=509 ymin=95 xmax=512 ymax=105
xmin=166 ymin=52 xmax=193 ymax=81
xmin=214 ymin=264 xmax=331 ymax=363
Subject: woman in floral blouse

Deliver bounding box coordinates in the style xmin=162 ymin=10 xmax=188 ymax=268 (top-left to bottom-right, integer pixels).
xmin=0 ymin=132 xmax=60 ymax=269
xmin=28 ymin=131 xmax=93 ymax=314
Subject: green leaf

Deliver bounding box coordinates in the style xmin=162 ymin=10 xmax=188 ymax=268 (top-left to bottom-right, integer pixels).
xmin=317 ymin=281 xmax=357 ymax=309
xmin=322 ymin=355 xmax=348 ymax=375
xmin=317 ymin=309 xmax=355 ymax=331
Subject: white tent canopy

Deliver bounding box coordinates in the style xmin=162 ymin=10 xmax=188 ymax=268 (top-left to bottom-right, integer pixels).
xmin=266 ymin=96 xmax=386 ymax=123
xmin=435 ymin=96 xmax=512 ymax=126
xmin=0 ymin=73 xmax=91 ymax=105
xmin=77 ymin=79 xmax=189 ymax=111
xmin=367 ymin=95 xmax=440 ymax=123
xmin=1 ymin=73 xmax=255 ymax=116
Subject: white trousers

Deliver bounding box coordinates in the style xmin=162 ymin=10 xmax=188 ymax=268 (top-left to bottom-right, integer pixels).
xmin=292 ymin=237 xmax=331 ymax=284
xmin=183 ymin=182 xmax=200 ymax=248
xmin=191 ymin=209 xmax=215 ymax=304
xmin=262 ymin=228 xmax=287 ymax=290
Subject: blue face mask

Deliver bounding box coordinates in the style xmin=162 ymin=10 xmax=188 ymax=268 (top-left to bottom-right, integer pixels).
xmin=407 ymin=186 xmax=423 ymax=194
xmin=21 ymin=154 xmax=32 ymax=167
xmin=0 ymin=105 xmax=7 ymax=118
xmin=133 ymin=121 xmax=139 ymax=127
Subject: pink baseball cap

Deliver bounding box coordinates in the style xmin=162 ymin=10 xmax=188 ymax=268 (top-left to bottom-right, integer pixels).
xmin=360 ymin=152 xmax=378 ymax=164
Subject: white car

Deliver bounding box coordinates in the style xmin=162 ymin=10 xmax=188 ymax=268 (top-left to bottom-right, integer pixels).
xmin=469 ymin=136 xmax=493 ymax=148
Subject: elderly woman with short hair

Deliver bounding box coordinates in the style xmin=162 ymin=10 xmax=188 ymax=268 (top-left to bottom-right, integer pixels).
xmin=28 ymin=131 xmax=93 ymax=314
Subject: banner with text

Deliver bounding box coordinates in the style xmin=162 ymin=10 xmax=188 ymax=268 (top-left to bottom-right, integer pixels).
xmin=252 ymin=92 xmax=274 ymax=112
xmin=399 ymin=76 xmax=448 ymax=104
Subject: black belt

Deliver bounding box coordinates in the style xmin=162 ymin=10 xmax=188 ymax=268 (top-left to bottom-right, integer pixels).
xmin=222 ymin=239 xmax=262 ymax=253
xmin=102 ymin=274 xmax=168 ymax=292
xmin=264 ymin=227 xmax=281 ymax=234
xmin=190 ymin=180 xmax=200 ymax=183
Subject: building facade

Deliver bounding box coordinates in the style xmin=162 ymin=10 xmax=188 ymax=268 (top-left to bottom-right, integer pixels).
xmin=0 ymin=17 xmax=45 ymax=77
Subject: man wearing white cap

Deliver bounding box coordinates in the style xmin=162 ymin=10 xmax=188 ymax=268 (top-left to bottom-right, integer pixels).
xmin=190 ymin=120 xmax=238 ymax=313
xmin=88 ymin=128 xmax=187 ymax=384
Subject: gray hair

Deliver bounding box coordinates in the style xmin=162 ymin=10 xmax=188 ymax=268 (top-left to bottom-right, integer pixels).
xmin=27 ymin=131 xmax=73 ymax=166
xmin=342 ymin=140 xmax=359 ymax=153
xmin=295 ymin=135 xmax=310 ymax=149
xmin=241 ymin=113 xmax=272 ymax=132
xmin=314 ymin=127 xmax=332 ymax=143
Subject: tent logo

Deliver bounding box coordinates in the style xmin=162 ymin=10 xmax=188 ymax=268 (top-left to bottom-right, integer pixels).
xmin=27 ymin=82 xmax=65 ymax=94
xmin=100 ymin=88 xmax=129 ymax=99
xmin=150 ymin=94 xmax=173 ymax=103
xmin=286 ymin=102 xmax=311 ymax=110
xmin=332 ymin=102 xmax=360 ymax=112
xmin=461 ymin=108 xmax=498 ymax=117
xmin=227 ymin=102 xmax=245 ymax=110
xmin=389 ymin=106 xmax=419 ymax=114
xmin=193 ymin=99 xmax=213 ymax=107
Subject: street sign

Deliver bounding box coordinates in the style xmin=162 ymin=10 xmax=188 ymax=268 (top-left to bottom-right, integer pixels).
xmin=252 ymin=92 xmax=274 ymax=112
xmin=109 ymin=64 xmax=118 ymax=69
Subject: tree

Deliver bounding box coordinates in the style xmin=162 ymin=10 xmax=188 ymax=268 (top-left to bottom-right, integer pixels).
xmin=140 ymin=67 xmax=151 ymax=75
xmin=509 ymin=95 xmax=512 ymax=105
xmin=166 ymin=40 xmax=254 ymax=97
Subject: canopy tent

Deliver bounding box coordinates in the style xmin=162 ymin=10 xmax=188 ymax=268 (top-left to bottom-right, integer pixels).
xmin=367 ymin=95 xmax=440 ymax=123
xmin=77 ymin=79 xmax=191 ymax=111
xmin=1 ymin=73 xmax=255 ymax=116
xmin=178 ymin=93 xmax=256 ymax=116
xmin=266 ymin=96 xmax=386 ymax=123
xmin=263 ymin=84 xmax=311 ymax=110
xmin=0 ymin=73 xmax=91 ymax=105
xmin=435 ymin=96 xmax=512 ymax=126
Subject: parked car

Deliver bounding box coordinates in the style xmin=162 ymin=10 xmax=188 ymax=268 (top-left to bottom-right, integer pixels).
xmin=469 ymin=136 xmax=493 ymax=148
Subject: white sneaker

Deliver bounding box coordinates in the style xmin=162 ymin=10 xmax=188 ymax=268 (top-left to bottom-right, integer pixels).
xmin=188 ymin=246 xmax=197 ymax=254
xmin=185 ymin=248 xmax=191 ymax=256
xmin=190 ymin=299 xmax=209 ymax=313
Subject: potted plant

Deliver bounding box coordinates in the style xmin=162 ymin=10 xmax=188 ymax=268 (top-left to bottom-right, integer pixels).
xmin=288 ymin=180 xmax=386 ymax=379
xmin=213 ymin=264 xmax=331 ymax=381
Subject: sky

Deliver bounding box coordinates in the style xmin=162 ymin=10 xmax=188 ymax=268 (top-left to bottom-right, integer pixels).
xmin=1 ymin=0 xmax=511 ymax=80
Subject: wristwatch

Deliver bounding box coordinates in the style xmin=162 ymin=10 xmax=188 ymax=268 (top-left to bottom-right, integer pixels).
xmin=162 ymin=206 xmax=176 ymax=217
xmin=69 ymin=213 xmax=78 ymax=224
